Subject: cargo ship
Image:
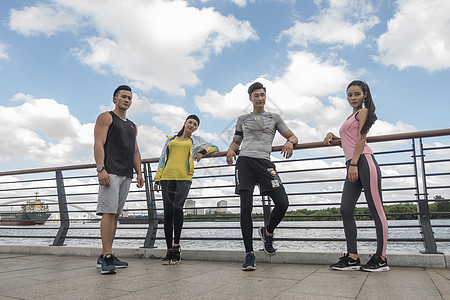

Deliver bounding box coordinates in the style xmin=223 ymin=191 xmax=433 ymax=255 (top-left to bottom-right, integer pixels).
xmin=0 ymin=198 xmax=51 ymax=226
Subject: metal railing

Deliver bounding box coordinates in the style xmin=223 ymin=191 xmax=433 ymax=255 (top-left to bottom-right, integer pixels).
xmin=0 ymin=128 xmax=449 ymax=253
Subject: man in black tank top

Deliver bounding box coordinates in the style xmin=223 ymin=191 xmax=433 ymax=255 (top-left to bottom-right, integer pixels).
xmin=94 ymin=85 xmax=144 ymax=274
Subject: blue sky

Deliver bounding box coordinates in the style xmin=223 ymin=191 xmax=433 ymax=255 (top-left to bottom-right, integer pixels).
xmin=0 ymin=0 xmax=449 ymax=172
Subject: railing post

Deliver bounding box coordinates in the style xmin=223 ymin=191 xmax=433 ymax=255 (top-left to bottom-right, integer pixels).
xmin=52 ymin=170 xmax=69 ymax=246
xmin=142 ymin=163 xmax=158 ymax=248
xmin=413 ymin=138 xmax=438 ymax=253
xmin=261 ymin=195 xmax=271 ymax=227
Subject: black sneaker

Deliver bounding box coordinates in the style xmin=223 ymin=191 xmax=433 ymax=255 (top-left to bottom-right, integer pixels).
xmin=112 ymin=254 xmax=128 ymax=268
xmin=96 ymin=254 xmax=103 ymax=268
xmin=330 ymin=253 xmax=361 ymax=271
xmin=258 ymin=227 xmax=276 ymax=255
xmin=97 ymin=254 xmax=128 ymax=268
xmin=162 ymin=250 xmax=172 ymax=265
xmin=101 ymin=253 xmax=116 ymax=274
xmin=242 ymin=251 xmax=256 ymax=271
xmin=361 ymin=254 xmax=390 ymax=272
xmin=171 ymin=246 xmax=181 ymax=265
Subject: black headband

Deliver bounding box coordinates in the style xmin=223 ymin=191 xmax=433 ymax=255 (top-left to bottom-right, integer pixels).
xmin=186 ymin=114 xmax=200 ymax=126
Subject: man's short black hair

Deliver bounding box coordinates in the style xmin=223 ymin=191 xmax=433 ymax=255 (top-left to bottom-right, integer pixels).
xmin=113 ymin=85 xmax=132 ymax=97
xmin=247 ymin=82 xmax=266 ymax=95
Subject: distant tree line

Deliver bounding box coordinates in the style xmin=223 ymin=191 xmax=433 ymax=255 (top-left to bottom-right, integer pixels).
xmin=284 ymin=195 xmax=449 ymax=221
xmin=185 ymin=195 xmax=449 ymax=222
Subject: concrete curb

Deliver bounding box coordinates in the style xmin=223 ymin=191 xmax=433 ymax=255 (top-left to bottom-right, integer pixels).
xmin=0 ymin=244 xmax=448 ymax=268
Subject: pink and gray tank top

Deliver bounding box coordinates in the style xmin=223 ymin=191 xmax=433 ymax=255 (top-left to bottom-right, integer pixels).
xmin=339 ymin=110 xmax=373 ymax=162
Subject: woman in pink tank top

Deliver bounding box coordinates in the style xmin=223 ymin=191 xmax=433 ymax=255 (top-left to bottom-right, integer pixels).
xmin=323 ymin=80 xmax=389 ymax=272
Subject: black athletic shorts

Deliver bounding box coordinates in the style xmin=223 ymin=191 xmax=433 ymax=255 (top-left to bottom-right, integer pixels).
xmin=235 ymin=156 xmax=285 ymax=195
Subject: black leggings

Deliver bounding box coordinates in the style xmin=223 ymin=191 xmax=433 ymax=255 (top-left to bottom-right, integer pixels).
xmin=240 ymin=188 xmax=289 ymax=252
xmin=341 ymin=154 xmax=388 ymax=256
xmin=161 ymin=180 xmax=192 ymax=249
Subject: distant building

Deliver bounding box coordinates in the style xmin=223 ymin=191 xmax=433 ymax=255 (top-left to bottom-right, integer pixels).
xmin=185 ymin=199 xmax=196 ymax=215
xmin=205 ymin=208 xmax=217 ymax=215
xmin=217 ymin=200 xmax=227 ymax=213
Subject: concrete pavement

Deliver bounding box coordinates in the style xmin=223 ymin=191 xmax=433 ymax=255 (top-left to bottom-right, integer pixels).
xmin=0 ymin=250 xmax=449 ymax=299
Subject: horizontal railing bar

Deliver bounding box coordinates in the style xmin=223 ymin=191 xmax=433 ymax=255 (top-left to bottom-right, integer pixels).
xmin=424 ymin=159 xmax=450 ymax=164
xmin=424 ymin=172 xmax=450 ymax=177
xmin=1 ymin=128 xmax=449 ymax=176
xmin=423 ymin=146 xmax=450 ymax=151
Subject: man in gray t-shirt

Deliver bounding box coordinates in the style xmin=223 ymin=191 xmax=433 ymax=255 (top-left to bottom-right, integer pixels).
xmin=226 ymin=82 xmax=298 ymax=271
xmin=234 ymin=111 xmax=290 ymax=160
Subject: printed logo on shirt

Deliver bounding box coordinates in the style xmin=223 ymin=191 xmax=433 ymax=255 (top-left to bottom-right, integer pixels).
xmin=271 ymin=180 xmax=280 ymax=188
xmin=267 ymin=168 xmax=277 ymax=175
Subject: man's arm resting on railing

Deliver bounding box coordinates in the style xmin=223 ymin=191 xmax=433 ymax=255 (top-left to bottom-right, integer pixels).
xmin=226 ymin=138 xmax=241 ymax=166
xmin=281 ymin=130 xmax=298 ymax=159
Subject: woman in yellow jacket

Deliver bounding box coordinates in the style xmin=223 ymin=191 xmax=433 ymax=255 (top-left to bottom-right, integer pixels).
xmin=154 ymin=114 xmax=218 ymax=265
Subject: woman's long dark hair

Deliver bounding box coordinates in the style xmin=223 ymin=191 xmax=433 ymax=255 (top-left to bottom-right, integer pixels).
xmin=176 ymin=125 xmax=185 ymax=137
xmin=347 ymin=80 xmax=377 ymax=134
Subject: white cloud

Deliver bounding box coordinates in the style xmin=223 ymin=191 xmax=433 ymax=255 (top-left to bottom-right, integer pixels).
xmin=277 ymin=51 xmax=352 ymax=98
xmin=9 ymin=93 xmax=81 ymax=139
xmin=137 ymin=125 xmax=167 ymax=159
xmin=0 ymin=94 xmax=93 ymax=165
xmin=0 ymin=42 xmax=8 ymax=60
xmin=278 ymin=0 xmax=379 ymax=47
xmin=376 ymin=0 xmax=450 ymax=71
xmin=195 ymin=49 xmax=416 ymax=148
xmin=200 ymin=0 xmax=251 ymax=7
xmin=9 ymin=0 xmax=257 ymax=96
xmin=0 ymin=93 xmax=178 ymax=167
xmin=8 ymin=4 xmax=79 ymax=36
xmin=195 ymin=51 xmax=352 ymax=128
xmin=149 ymin=103 xmax=190 ymax=133
xmin=99 ymin=93 xmax=153 ymax=117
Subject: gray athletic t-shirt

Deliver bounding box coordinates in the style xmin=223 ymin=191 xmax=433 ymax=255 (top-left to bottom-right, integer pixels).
xmin=233 ymin=111 xmax=290 ymax=160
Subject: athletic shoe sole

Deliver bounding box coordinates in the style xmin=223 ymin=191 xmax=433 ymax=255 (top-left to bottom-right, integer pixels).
xmin=242 ymin=265 xmax=256 ymax=271
xmin=170 ymin=249 xmax=182 ymax=265
xmin=330 ymin=265 xmax=361 ymax=271
xmin=100 ymin=268 xmax=116 ymax=274
xmin=361 ymin=266 xmax=390 ymax=272
xmin=97 ymin=262 xmax=127 ymax=268
xmin=258 ymin=227 xmax=276 ymax=255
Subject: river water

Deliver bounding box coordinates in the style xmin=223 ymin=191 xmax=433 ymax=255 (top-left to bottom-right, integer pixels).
xmin=1 ymin=219 xmax=448 ymax=253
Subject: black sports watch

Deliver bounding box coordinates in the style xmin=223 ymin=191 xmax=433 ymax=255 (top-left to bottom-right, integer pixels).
xmin=96 ymin=165 xmax=105 ymax=172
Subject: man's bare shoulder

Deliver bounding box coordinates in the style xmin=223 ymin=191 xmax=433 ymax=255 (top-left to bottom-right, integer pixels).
xmin=96 ymin=111 xmax=113 ymax=125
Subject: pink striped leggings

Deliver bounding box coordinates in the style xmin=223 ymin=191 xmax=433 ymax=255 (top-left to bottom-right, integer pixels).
xmin=341 ymin=154 xmax=388 ymax=256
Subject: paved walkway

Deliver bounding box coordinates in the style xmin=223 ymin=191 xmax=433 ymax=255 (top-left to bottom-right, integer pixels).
xmin=0 ymin=253 xmax=449 ymax=300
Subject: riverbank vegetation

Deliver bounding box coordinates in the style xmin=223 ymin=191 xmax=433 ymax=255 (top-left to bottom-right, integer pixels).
xmin=185 ymin=195 xmax=449 ymax=221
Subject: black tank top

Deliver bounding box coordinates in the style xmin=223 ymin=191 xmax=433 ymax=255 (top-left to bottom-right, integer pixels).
xmin=104 ymin=111 xmax=136 ymax=178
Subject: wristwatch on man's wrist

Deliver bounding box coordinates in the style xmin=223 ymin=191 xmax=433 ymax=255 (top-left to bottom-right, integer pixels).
xmin=96 ymin=165 xmax=105 ymax=172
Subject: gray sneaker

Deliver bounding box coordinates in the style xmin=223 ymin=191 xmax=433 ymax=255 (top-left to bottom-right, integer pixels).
xmin=101 ymin=254 xmax=116 ymax=274
xmin=96 ymin=254 xmax=128 ymax=268
xmin=242 ymin=251 xmax=256 ymax=271
xmin=258 ymin=227 xmax=276 ymax=255
xmin=112 ymin=254 xmax=128 ymax=268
